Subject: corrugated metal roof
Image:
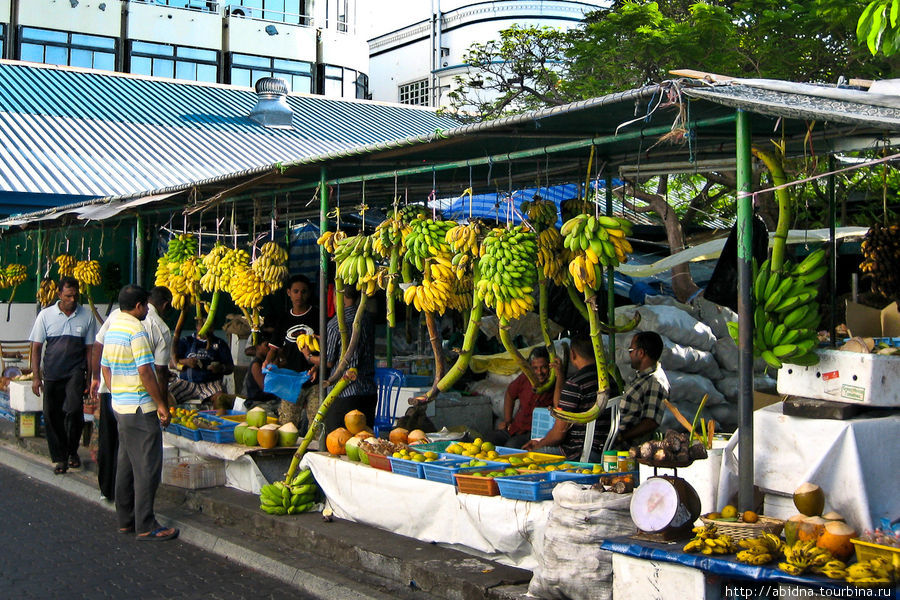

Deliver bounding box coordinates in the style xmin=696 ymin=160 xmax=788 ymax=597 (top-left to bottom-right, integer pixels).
xmin=0 ymin=61 xmax=460 ymax=200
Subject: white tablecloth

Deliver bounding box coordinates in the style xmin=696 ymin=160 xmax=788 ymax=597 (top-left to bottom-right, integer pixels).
xmin=163 ymin=432 xmax=269 ymax=494
xmin=300 ymin=452 xmax=552 ymax=569
xmin=717 ymin=404 xmax=900 ymax=531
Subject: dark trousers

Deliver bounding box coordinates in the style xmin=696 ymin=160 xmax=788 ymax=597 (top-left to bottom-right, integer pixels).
xmin=42 ymin=374 xmax=85 ymax=463
xmin=324 ymin=393 xmax=377 ymax=434
xmin=115 ymin=410 xmax=163 ymax=534
xmin=97 ymin=393 xmax=117 ymax=500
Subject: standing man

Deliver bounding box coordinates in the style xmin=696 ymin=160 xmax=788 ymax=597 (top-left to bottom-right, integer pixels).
xmin=101 ymin=285 xmax=177 ymax=541
xmin=524 ymin=336 xmax=607 ymax=461
xmin=29 ymin=276 xmax=97 ymax=475
xmin=484 ymin=347 xmax=553 ymax=449
xmin=617 ymin=331 xmax=668 ymax=446
xmin=265 ymin=274 xmax=318 ymax=376
xmin=91 ymin=286 xmax=172 ymax=501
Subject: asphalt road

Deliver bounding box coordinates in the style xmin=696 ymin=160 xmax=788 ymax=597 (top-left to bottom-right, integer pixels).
xmin=0 ymin=463 xmax=309 ymax=600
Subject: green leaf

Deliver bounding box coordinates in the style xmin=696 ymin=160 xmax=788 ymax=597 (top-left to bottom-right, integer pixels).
xmin=891 ymin=0 xmax=899 ymax=27
xmin=867 ymin=5 xmax=886 ymax=53
xmin=858 ymin=2 xmax=877 ymax=38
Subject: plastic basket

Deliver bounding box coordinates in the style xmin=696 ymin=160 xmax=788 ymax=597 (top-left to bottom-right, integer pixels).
xmin=489 ymin=451 xmax=565 ymax=465
xmin=453 ymin=468 xmax=502 ymax=496
xmin=198 ymin=417 xmax=237 ymax=444
xmin=179 ymin=425 xmax=203 ymax=442
xmin=531 ymin=407 xmax=555 ymax=440
xmin=165 ymin=423 xmax=184 ymax=437
xmin=496 ymin=473 xmax=557 ymax=501
xmin=162 ymin=456 xmax=225 ymax=489
xmin=387 ymin=456 xmax=425 ymax=478
xmin=412 ymin=441 xmax=452 ymax=454
xmin=851 ymin=539 xmax=900 ymax=571
xmin=552 ymin=468 xmax=638 ymax=485
xmin=200 ymin=409 xmax=244 ymax=417
xmin=421 ymin=457 xmax=504 ymax=484
xmin=364 ymin=451 xmax=393 ymax=472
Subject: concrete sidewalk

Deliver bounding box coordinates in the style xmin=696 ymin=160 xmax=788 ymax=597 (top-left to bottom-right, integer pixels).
xmin=0 ymin=422 xmax=532 ymax=600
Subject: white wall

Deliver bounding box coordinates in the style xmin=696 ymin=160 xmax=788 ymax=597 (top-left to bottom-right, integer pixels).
xmin=18 ymin=0 xmax=123 ymax=38
xmin=318 ymin=29 xmax=369 ymax=74
xmin=0 ymin=0 xmax=11 ymax=23
xmin=127 ymin=2 xmax=222 ymax=50
xmin=225 ymin=16 xmax=317 ymax=61
xmin=0 ymin=303 xmax=113 ymax=341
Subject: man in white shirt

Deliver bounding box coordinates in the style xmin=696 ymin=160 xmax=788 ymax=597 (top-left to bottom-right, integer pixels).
xmin=90 ymin=286 xmax=172 ymax=501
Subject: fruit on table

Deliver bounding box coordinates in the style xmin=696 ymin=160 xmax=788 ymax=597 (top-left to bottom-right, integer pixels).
xmin=278 ymin=423 xmax=299 ymax=447
xmin=344 ymin=409 xmax=367 ymax=435
xmin=234 ymin=423 xmax=248 ymax=445
xmin=391 ymin=448 xmax=440 ymax=463
xmin=821 ymin=511 xmax=845 ymax=522
xmin=258 ymin=468 xmax=320 ymax=515
xmin=845 ymin=557 xmax=896 ymax=587
xmin=784 ymin=514 xmax=807 ymax=546
xmin=720 ymin=504 xmax=738 ymax=519
xmin=389 ymin=428 xmax=409 ymax=445
xmin=793 ymin=482 xmax=825 ymax=516
xmin=326 ymin=427 xmax=352 ymax=455
xmin=742 ymin=511 xmax=759 ymax=524
xmin=257 ymin=427 xmax=278 ymax=449
xmin=244 ymin=426 xmax=259 ymax=446
xmin=246 ymin=406 xmax=268 ymax=428
xmin=345 ymin=436 xmax=363 ymax=462
xmin=682 ymin=524 xmax=737 ymax=555
xmin=816 ymin=521 xmax=856 ymax=561
xmin=407 ymin=429 xmax=427 ymax=444
xmin=735 ymin=533 xmax=784 ymax=566
xmin=798 ymin=516 xmax=828 ymax=542
xmin=777 ymin=539 xmax=835 ymax=576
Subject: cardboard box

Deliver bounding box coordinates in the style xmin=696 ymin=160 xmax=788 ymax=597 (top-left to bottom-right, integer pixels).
xmin=845 ymin=300 xmax=900 ymax=338
xmin=9 ymin=381 xmax=42 ymax=412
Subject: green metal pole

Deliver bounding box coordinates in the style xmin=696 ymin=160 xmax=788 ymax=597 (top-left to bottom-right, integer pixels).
xmin=735 ymin=109 xmax=754 ymax=512
xmin=318 ymin=167 xmax=328 ymax=412
xmin=828 ymin=155 xmax=837 ymax=347
xmin=605 ymin=168 xmax=615 ymax=359
xmin=136 ymin=215 xmax=145 ymax=286
xmin=36 ymin=226 xmax=43 ymax=315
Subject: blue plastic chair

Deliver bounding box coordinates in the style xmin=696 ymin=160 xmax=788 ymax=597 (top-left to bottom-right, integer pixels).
xmin=373 ymin=368 xmax=404 ymax=437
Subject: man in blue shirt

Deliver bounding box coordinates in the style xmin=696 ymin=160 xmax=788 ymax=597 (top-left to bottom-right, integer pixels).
xmin=169 ymin=317 xmax=234 ymax=408
xmin=29 ymin=277 xmax=97 ymax=475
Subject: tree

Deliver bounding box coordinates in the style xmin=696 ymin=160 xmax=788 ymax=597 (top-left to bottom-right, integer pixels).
xmin=857 ymin=0 xmax=900 ymax=56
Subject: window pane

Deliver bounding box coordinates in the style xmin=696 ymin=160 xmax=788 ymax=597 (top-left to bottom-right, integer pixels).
xmin=231 ymin=67 xmax=251 ymax=87
xmin=324 ymin=78 xmax=342 ymax=97
xmin=177 ymin=46 xmax=216 ymax=61
xmin=273 ymin=58 xmax=309 ymax=73
xmin=22 ymin=27 xmax=67 ymax=43
xmin=71 ymin=33 xmax=115 ymax=49
xmin=292 ymin=74 xmax=311 ymax=94
xmin=93 ymin=52 xmax=115 ymax=71
xmin=70 ymin=48 xmax=93 ymax=69
xmin=0 ymin=23 xmax=6 ymax=36
xmin=131 ymin=55 xmax=152 ymax=75
xmin=325 ymin=65 xmax=342 ymax=78
xmin=153 ymin=58 xmax=174 ymax=78
xmin=232 ymin=53 xmax=269 ymax=68
xmin=250 ymin=68 xmax=273 ymax=86
xmin=344 ymin=69 xmax=355 ymax=98
xmin=132 ymin=41 xmax=172 ymax=56
xmin=20 ymin=43 xmax=44 ymax=63
xmin=45 ymin=45 xmax=68 ymax=66
xmin=175 ymin=61 xmax=197 ymax=81
xmin=197 ymin=63 xmax=218 ymax=82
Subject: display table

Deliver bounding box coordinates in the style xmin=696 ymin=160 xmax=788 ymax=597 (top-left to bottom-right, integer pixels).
xmin=300 ymin=451 xmax=552 ymax=569
xmin=716 ymin=404 xmax=900 ymax=531
xmin=602 ymin=537 xmax=894 ymax=600
xmin=163 ymin=431 xmax=270 ymax=494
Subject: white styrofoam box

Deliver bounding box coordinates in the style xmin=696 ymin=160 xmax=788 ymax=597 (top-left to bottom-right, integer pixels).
xmin=9 ymin=381 xmax=41 ymax=412
xmin=776 ymin=349 xmax=900 ymax=406
xmin=612 ymin=553 xmax=718 ymax=600
xmin=764 ymin=492 xmax=797 ymax=521
xmin=163 ymin=443 xmax=179 ymax=461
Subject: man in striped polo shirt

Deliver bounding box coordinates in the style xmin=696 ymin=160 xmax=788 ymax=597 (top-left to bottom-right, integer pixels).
xmin=100 ymin=285 xmax=177 ymax=541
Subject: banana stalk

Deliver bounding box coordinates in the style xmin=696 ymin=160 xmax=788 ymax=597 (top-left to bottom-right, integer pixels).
xmin=753 ymin=148 xmax=790 ymax=272
xmin=498 ymin=316 xmax=540 ymax=388
xmin=172 ymin=304 xmax=189 ymax=361
xmin=584 ymin=290 xmax=611 ymax=411
xmin=566 ymin=284 xmax=590 ymax=322
xmin=535 ymin=279 xmax=557 ymax=394
xmin=334 ymin=277 xmax=348 ymax=358
xmin=690 ymin=393 xmax=709 ymax=443
xmin=284 ymin=368 xmax=356 ymax=482
xmin=83 ymin=284 xmax=104 ymax=325
xmin=424 ymin=311 xmax=445 ymax=389
xmin=386 ymin=246 xmax=400 ymax=328
xmin=6 ymin=284 xmax=17 ymax=321
xmin=325 ymin=293 xmax=368 ymax=386
xmin=197 ymin=290 xmax=220 ymax=337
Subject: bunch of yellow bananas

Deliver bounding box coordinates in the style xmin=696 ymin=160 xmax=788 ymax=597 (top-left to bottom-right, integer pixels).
xmin=229 ymin=265 xmax=268 ymax=309
xmin=521 ymin=197 xmax=558 ymax=229
xmin=316 ymin=230 xmax=347 ymax=254
xmin=735 ymin=533 xmax=784 ymax=566
xmin=537 ymin=228 xmax=568 ymax=285
xmin=474 ymin=226 xmax=537 ymax=322
xmin=682 ymin=524 xmax=737 ymax=555
xmin=200 ymin=245 xmax=248 ymax=293
xmin=37 ymin=278 xmax=58 ymax=307
xmin=736 ymin=248 xmax=827 ymax=370
xmin=5 ymin=263 xmax=27 ymax=287
xmin=55 ymin=254 xmax=76 ymax=277
xmin=296 ymin=333 xmax=320 ymax=353
xmin=447 ymin=277 xmax=473 ymax=312
xmin=445 ymin=221 xmax=482 ymax=256
xmin=844 ymin=557 xmax=896 ymax=587
xmin=171 ymin=292 xmax=188 ymax=311
xmin=561 ymin=198 xmax=593 ymax=218
xmin=73 ymin=260 xmax=101 ymax=286
xmin=776 ymin=540 xmax=833 ymax=576
xmin=332 ymin=235 xmax=378 ymax=294
xmin=372 ymin=218 xmax=410 ymax=258
xmin=252 ymin=241 xmax=289 ymax=293
xmin=404 ymin=217 xmax=454 ymax=271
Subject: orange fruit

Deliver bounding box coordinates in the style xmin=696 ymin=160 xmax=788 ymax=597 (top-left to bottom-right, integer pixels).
xmin=721 ymin=504 xmax=738 ymax=519
xmin=742 ymin=510 xmax=759 ymax=523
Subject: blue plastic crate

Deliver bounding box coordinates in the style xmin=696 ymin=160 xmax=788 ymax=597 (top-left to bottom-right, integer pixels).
xmin=179 ymin=425 xmax=202 ymax=442
xmin=495 ymin=473 xmax=557 ymax=502
xmin=200 ymin=409 xmax=245 ymax=417
xmin=531 ymin=407 xmax=555 ymax=440
xmin=438 ymin=445 xmax=521 ymax=461
xmin=413 ymin=441 xmax=452 ymax=454
xmin=421 ymin=458 xmax=504 ymax=484
xmin=165 ymin=423 xmax=184 ymax=437
xmin=552 ymin=469 xmax=639 ymax=485
xmin=387 ymin=456 xmax=425 ymax=478
xmin=842 ymin=337 xmax=900 ymax=348
xmin=198 ymin=416 xmax=237 ymax=444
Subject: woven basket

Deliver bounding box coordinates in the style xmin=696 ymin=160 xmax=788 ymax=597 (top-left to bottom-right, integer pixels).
xmin=700 ymin=515 xmax=785 ymax=540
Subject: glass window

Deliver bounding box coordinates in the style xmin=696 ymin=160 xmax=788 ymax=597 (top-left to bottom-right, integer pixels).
xmin=129 ymin=40 xmax=218 ymax=82
xmin=274 ymin=58 xmax=310 ymax=74
xmin=356 ymin=72 xmax=368 ymax=99
xmin=230 ymin=53 xmax=313 ymax=92
xmin=324 ymin=78 xmax=342 ymax=97
xmin=0 ymin=24 xmax=5 ymax=58
xmin=398 ymin=79 xmax=429 ymax=106
xmin=343 ymin=68 xmax=356 ymax=99
xmin=231 ymin=67 xmax=251 ymax=87
xmin=18 ymin=27 xmax=116 ymax=71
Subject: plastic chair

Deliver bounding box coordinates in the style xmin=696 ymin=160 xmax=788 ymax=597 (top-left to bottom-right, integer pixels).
xmin=580 ymin=395 xmax=623 ymax=462
xmin=373 ymin=368 xmax=404 ymax=437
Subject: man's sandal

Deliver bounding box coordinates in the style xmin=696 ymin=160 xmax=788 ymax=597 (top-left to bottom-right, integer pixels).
xmin=53 ymin=463 xmax=67 ymax=475
xmin=68 ymin=455 xmax=81 ymax=469
xmin=136 ymin=527 xmax=179 ymax=541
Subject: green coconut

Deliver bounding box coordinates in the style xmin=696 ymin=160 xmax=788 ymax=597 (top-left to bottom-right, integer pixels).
xmin=278 ymin=423 xmax=299 ymax=447
xmin=244 ymin=426 xmax=259 ymax=447
xmin=345 ymin=436 xmax=363 ymax=462
xmin=233 ymin=423 xmax=248 ymax=445
xmin=793 ymin=482 xmax=826 ymax=516
xmin=246 ymin=407 xmax=268 ymax=428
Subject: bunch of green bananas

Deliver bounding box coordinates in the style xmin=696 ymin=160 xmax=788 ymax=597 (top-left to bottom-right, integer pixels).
xmin=4 ymin=264 xmax=27 ymax=287
xmin=562 ymin=214 xmax=634 ymax=269
xmin=164 ymin=233 xmax=198 ymax=263
xmin=55 ymin=253 xmax=76 ymax=277
xmin=372 ymin=218 xmax=410 ymax=258
xmin=73 ymin=260 xmax=101 ymax=286
xmin=537 ymin=228 xmax=568 ymax=285
xmin=682 ymin=524 xmax=737 ymax=555
xmin=252 ymin=241 xmax=289 ymax=293
xmin=732 ymin=247 xmax=827 ymax=370
xmin=259 ymin=468 xmax=320 ymax=515
xmin=860 ymin=223 xmax=900 ymax=302
xmin=475 ymin=225 xmax=537 ymax=322
xmin=735 ymin=533 xmax=784 ymax=565
xmin=404 ymin=218 xmax=454 ymax=271
xmin=296 ymin=333 xmax=320 ymax=353
xmin=777 ymin=539 xmax=833 ymax=575
xmin=521 ymin=197 xmax=559 ymax=229
xmin=332 ymin=235 xmax=379 ymax=295
xmin=844 ymin=557 xmax=896 ymax=588
xmin=445 ymin=221 xmax=483 ymax=256
xmin=316 ymin=230 xmax=347 ymax=254
xmin=37 ymin=278 xmax=58 ymax=307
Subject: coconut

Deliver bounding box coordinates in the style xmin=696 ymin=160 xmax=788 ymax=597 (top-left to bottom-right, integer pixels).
xmin=257 ymin=427 xmax=278 ymax=449
xmin=821 ymin=511 xmax=845 ymax=522
xmin=344 ymin=409 xmax=367 ymax=435
xmin=246 ymin=407 xmax=268 ymax=428
xmin=784 ymin=514 xmax=808 ymax=546
xmin=793 ymin=482 xmax=825 ymax=516
xmin=354 ymin=431 xmax=374 ymax=440
xmin=326 ymin=427 xmax=352 ymax=455
xmin=278 ymin=423 xmax=299 ymax=447
xmin=797 ymin=516 xmax=828 ymax=542
xmin=407 ymin=429 xmax=428 ymax=444
xmin=244 ymin=426 xmax=259 ymax=446
xmin=233 ymin=423 xmax=248 ymax=445
xmin=260 ymin=423 xmax=280 ymax=430
xmin=816 ymin=520 xmax=856 ymax=560
xmin=389 ymin=428 xmax=409 ymax=445
xmin=345 ymin=436 xmax=363 ymax=462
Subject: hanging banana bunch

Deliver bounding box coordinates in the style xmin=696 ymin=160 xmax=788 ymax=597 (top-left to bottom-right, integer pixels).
xmin=156 ymin=234 xmax=202 ymax=313
xmin=252 ymin=241 xmax=290 ymax=294
xmin=445 ymin=220 xmax=482 ymax=257
xmin=373 ymin=215 xmax=410 ymax=327
xmin=73 ymin=260 xmax=102 ymax=321
xmin=3 ymin=264 xmax=27 ymax=319
xmin=404 ymin=217 xmax=455 ymax=271
xmin=55 ymin=253 xmax=76 ymax=277
xmin=197 ymin=245 xmax=248 ymax=336
xmin=521 ymin=197 xmax=559 ymax=230
xmin=475 ymin=226 xmax=537 ymax=322
xmin=332 ymin=234 xmax=380 ymax=296
xmin=316 ymin=230 xmax=346 ymax=254
xmin=37 ymin=278 xmax=58 ymax=308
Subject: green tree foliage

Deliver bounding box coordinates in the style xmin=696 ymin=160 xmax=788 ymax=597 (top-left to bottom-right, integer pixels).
xmin=857 ymin=0 xmax=900 ymax=55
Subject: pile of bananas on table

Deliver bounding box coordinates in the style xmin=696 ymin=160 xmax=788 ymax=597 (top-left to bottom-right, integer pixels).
xmin=777 ymin=540 xmax=837 ymax=577
xmin=258 ymin=468 xmax=321 ymax=515
xmin=683 ymin=524 xmax=738 ymax=555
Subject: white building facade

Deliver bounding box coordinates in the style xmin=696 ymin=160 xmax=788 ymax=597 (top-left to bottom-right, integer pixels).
xmin=366 ymin=0 xmax=608 ymax=107
xmin=0 ymin=0 xmax=369 ymax=98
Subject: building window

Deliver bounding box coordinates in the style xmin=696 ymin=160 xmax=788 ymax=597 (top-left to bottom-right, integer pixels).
xmin=135 ymin=0 xmax=219 ymax=11
xmin=229 ymin=53 xmax=313 ymax=93
xmin=19 ymin=27 xmax=116 ymax=71
xmin=356 ymin=72 xmax=369 ymax=100
xmin=336 ymin=0 xmax=349 ymax=32
xmin=317 ymin=64 xmax=367 ymax=99
xmin=227 ymin=1 xmax=311 ymax=25
xmin=399 ymin=79 xmax=429 ymax=106
xmin=0 ymin=24 xmax=5 ymax=58
xmin=129 ymin=41 xmax=218 ymax=82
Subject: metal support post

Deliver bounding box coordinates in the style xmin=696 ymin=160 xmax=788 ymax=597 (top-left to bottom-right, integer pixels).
xmin=318 ymin=168 xmax=328 ymax=408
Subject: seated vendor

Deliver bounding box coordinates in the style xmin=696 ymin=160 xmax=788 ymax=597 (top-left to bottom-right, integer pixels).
xmin=484 ymin=347 xmax=553 ymax=449
xmin=169 ymin=319 xmax=234 ymax=408
xmin=214 ymin=334 xmax=281 ymax=415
